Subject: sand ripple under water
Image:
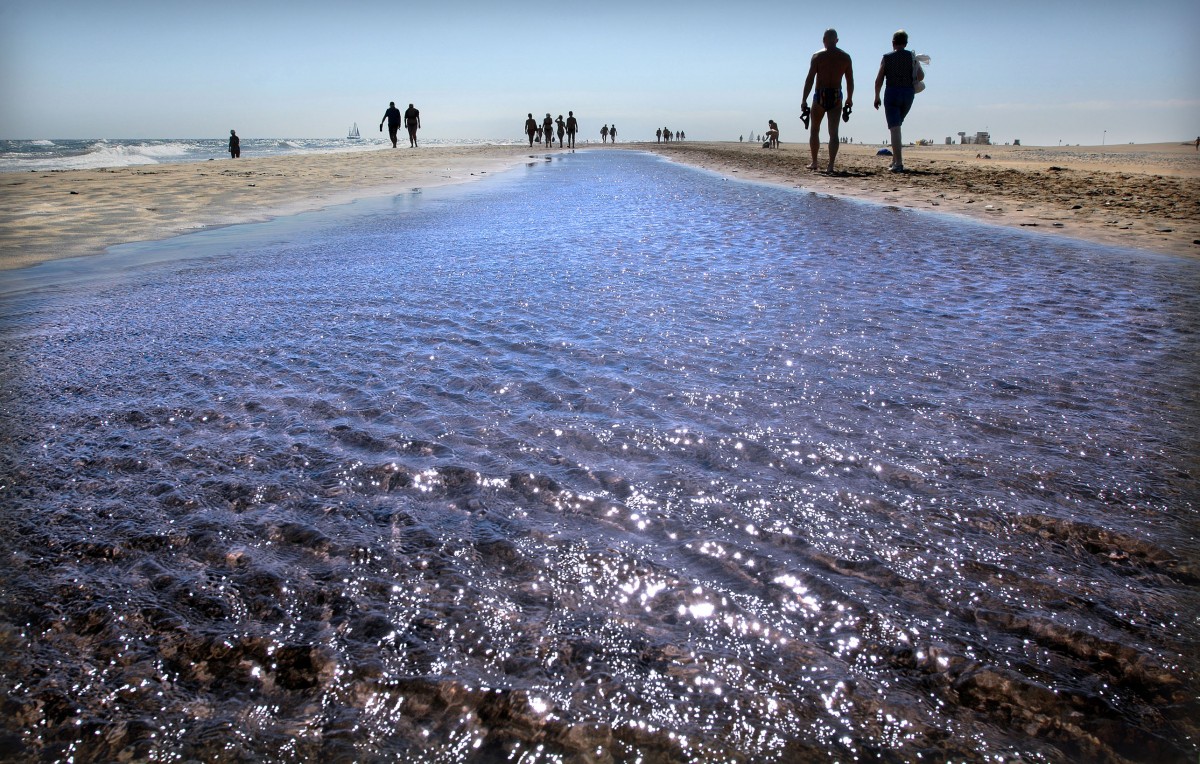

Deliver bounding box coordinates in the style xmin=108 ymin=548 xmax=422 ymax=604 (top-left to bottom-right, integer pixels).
xmin=1 ymin=152 xmax=1198 ymax=763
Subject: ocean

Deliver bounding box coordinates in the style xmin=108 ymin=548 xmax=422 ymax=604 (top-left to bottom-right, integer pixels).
xmin=0 ymin=136 xmax=524 ymax=173
xmin=0 ymin=151 xmax=1197 ymax=763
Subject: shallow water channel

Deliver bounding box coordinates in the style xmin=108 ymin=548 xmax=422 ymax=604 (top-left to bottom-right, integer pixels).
xmin=1 ymin=151 xmax=1198 ymax=763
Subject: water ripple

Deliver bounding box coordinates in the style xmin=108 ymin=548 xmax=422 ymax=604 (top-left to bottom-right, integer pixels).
xmin=1 ymin=151 xmax=1197 ymax=763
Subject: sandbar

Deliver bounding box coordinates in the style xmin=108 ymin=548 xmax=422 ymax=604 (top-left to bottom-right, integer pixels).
xmin=639 ymin=141 xmax=1200 ymax=259
xmin=0 ymin=145 xmax=539 ymax=272
xmin=2 ymin=141 xmax=1198 ymax=273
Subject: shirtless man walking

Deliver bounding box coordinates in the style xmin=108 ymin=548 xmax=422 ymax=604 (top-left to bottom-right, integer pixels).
xmin=403 ymin=103 xmax=421 ymax=147
xmin=801 ymin=28 xmax=854 ymax=173
xmin=566 ymin=111 xmax=578 ymax=148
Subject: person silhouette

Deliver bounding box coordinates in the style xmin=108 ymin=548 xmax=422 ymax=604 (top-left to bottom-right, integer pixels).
xmin=542 ymin=113 xmax=555 ymax=147
xmin=601 ymin=124 xmax=609 ymax=143
xmin=555 ymin=115 xmax=566 ymax=148
xmin=404 ymin=103 xmax=421 ymax=147
xmin=525 ymin=113 xmax=538 ymax=147
xmin=380 ymin=101 xmax=402 ymax=147
xmin=228 ymin=129 xmax=240 ymax=158
xmin=566 ymin=111 xmax=579 ymax=148
xmin=609 ymin=124 xmax=617 ymax=143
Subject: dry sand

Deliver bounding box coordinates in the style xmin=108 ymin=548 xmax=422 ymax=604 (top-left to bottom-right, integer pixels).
xmin=639 ymin=140 xmax=1200 ymax=258
xmin=2 ymin=141 xmax=1198 ymax=272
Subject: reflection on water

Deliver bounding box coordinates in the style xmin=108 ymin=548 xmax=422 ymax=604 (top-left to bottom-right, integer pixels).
xmin=1 ymin=151 xmax=1197 ymax=763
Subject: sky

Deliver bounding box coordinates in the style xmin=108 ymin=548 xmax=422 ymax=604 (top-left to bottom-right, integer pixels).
xmin=2 ymin=0 xmax=1198 ymax=147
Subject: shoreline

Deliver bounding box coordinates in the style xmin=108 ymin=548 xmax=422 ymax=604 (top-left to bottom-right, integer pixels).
xmin=0 ymin=145 xmax=540 ymax=272
xmin=637 ymin=141 xmax=1200 ymax=259
xmin=2 ymin=141 xmax=1198 ymax=273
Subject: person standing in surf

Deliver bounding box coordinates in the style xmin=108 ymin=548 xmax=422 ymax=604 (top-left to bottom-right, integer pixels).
xmin=228 ymin=130 xmax=240 ymax=158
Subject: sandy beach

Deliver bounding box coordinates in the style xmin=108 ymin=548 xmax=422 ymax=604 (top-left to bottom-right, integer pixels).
xmin=2 ymin=141 xmax=1198 ymax=272
xmin=641 ymin=140 xmax=1200 ymax=259
xmin=0 ymin=145 xmax=538 ymax=272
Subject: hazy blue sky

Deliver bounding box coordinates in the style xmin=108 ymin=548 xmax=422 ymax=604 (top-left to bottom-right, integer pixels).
xmin=2 ymin=0 xmax=1197 ymax=146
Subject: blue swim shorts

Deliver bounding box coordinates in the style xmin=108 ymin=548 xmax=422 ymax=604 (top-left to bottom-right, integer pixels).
xmin=883 ymin=87 xmax=915 ymax=129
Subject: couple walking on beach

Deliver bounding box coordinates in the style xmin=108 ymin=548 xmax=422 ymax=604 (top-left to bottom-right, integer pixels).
xmin=801 ymin=28 xmax=923 ymax=173
xmin=380 ymin=102 xmax=421 ymax=148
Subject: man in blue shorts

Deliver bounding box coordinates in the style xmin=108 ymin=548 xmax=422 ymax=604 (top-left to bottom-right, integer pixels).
xmin=801 ymin=28 xmax=854 ymax=173
xmin=873 ymin=29 xmax=923 ymax=172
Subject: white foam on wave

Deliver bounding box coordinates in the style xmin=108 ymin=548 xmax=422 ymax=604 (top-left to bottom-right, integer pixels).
xmin=12 ymin=141 xmax=202 ymax=171
xmin=126 ymin=142 xmax=197 ymax=158
xmin=0 ymin=136 xmax=525 ymax=173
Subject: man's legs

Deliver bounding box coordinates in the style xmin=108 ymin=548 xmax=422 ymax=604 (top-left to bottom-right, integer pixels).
xmin=826 ymin=107 xmax=841 ymax=172
xmin=807 ymin=106 xmax=826 ymax=170
xmin=890 ymin=126 xmax=903 ymax=170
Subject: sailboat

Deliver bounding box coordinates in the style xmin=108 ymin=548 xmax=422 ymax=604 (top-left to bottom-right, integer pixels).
xmin=347 ymin=123 xmax=361 ymax=140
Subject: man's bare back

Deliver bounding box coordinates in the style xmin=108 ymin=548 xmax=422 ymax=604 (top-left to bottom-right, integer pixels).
xmin=811 ymin=47 xmax=853 ymax=92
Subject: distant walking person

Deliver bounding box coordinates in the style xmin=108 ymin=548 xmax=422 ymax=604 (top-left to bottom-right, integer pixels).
xmin=404 ymin=103 xmax=421 ymax=147
xmin=555 ymin=115 xmax=566 ymax=148
xmin=543 ymin=113 xmax=555 ymax=147
xmin=380 ymin=101 xmax=402 ymax=147
xmin=566 ymin=111 xmax=579 ymax=147
xmin=609 ymin=124 xmax=617 ymax=143
xmin=874 ymin=30 xmax=923 ymax=172
xmin=228 ymin=129 xmax=240 ymax=158
xmin=656 ymin=128 xmax=662 ymax=143
xmin=600 ymin=124 xmax=609 ymax=143
xmin=801 ymin=28 xmax=854 ymax=173
xmin=525 ymin=113 xmax=538 ymax=147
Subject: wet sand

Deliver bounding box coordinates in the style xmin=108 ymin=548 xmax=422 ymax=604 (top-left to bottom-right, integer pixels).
xmin=0 ymin=145 xmax=539 ymax=271
xmin=640 ymin=141 xmax=1200 ymax=259
xmin=3 ymin=141 xmax=1198 ymax=272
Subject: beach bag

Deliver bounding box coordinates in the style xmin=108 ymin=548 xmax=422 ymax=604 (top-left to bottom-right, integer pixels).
xmin=913 ymin=52 xmax=930 ymax=93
